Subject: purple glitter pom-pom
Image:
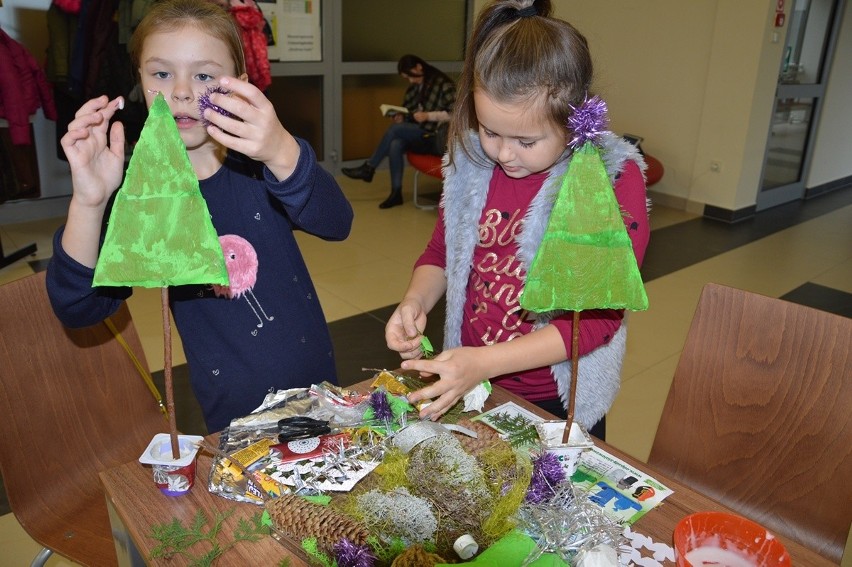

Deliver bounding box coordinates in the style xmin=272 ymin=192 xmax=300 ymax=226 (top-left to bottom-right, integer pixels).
xmin=333 ymin=538 xmax=377 ymax=567
xmin=567 ymin=95 xmax=609 ymax=150
xmin=369 ymin=390 xmax=394 ymax=422
xmin=525 ymin=451 xmax=567 ymax=504
xmin=198 ymin=86 xmax=234 ymax=127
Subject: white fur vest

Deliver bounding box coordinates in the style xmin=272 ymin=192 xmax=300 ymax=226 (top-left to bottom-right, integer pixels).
xmin=440 ymin=131 xmax=647 ymax=428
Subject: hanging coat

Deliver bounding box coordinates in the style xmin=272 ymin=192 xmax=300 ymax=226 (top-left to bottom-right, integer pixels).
xmin=230 ymin=1 xmax=271 ymax=92
xmin=0 ymin=28 xmax=58 ymax=145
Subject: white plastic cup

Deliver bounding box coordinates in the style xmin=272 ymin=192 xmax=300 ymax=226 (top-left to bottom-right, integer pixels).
xmin=534 ymin=420 xmax=594 ymax=476
xmin=139 ymin=434 xmax=204 ymax=496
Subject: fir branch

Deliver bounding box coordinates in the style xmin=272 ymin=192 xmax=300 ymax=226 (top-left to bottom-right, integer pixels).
xmin=148 ymin=508 xmax=270 ymax=566
xmin=487 ymin=411 xmax=539 ymax=447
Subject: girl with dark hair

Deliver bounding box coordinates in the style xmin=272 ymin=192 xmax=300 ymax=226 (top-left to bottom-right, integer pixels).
xmin=342 ymin=54 xmax=456 ymax=209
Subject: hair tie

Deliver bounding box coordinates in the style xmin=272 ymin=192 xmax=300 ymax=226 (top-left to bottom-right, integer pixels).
xmin=517 ymin=5 xmax=537 ymax=18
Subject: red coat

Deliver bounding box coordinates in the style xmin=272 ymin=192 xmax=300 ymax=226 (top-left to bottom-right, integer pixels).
xmin=0 ymin=28 xmax=57 ymax=145
xmin=230 ymin=2 xmax=271 ymax=92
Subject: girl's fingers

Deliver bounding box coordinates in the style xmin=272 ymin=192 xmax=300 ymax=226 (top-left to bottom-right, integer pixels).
xmin=109 ymin=121 xmax=126 ymax=159
xmin=73 ymin=95 xmax=123 ymax=119
xmin=208 ymin=77 xmax=272 ymax=125
xmin=218 ymin=76 xmax=262 ymax=104
xmin=67 ymin=97 xmax=124 ymax=132
xmin=73 ymin=95 xmax=109 ymax=118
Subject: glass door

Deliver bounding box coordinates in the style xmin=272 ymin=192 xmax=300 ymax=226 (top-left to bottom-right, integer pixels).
xmin=757 ymin=0 xmax=845 ymax=210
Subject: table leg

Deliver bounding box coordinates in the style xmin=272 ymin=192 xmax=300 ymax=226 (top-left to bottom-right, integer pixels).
xmin=105 ymin=497 xmax=147 ymax=567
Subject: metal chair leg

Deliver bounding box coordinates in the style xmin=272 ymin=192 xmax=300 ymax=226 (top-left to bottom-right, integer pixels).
xmin=412 ymin=170 xmax=437 ymax=210
xmin=31 ymin=547 xmax=53 ymax=567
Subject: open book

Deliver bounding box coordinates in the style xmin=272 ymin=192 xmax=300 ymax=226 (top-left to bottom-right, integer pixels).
xmin=380 ymin=104 xmax=409 ymax=117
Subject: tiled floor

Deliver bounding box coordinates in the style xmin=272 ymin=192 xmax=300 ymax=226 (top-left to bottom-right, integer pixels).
xmin=1 ymin=168 xmax=850 ymax=565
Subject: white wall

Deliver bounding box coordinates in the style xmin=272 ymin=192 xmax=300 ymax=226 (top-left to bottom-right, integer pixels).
xmin=559 ymin=1 xmax=719 ymax=211
xmin=475 ymin=0 xmax=852 ymax=213
xmin=556 ymin=0 xmax=788 ymax=213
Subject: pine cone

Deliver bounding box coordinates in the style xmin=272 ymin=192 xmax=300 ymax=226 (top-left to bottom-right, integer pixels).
xmin=265 ymin=494 xmax=371 ymax=551
xmin=453 ymin=419 xmax=506 ymax=455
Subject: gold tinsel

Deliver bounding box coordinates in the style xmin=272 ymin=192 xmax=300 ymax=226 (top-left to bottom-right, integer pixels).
xmin=390 ymin=544 xmax=448 ymax=566
xmin=265 ymin=494 xmax=371 ymax=553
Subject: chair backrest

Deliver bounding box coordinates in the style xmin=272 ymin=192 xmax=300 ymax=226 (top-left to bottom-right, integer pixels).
xmin=648 ymin=283 xmax=851 ymax=563
xmin=0 ymin=271 xmax=168 ymax=566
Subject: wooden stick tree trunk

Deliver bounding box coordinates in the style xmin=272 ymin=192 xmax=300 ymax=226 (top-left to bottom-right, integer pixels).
xmin=163 ymin=287 xmax=179 ymax=459
xmin=562 ymin=310 xmax=581 ymax=444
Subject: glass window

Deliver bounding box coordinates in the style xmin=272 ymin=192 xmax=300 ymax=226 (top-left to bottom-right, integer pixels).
xmin=341 ymin=71 xmax=460 ymax=161
xmin=267 ymin=75 xmax=324 ymax=160
xmin=341 ymin=74 xmax=407 ymax=161
xmin=342 ymin=0 xmax=467 ymax=62
xmin=762 ymin=97 xmax=815 ymax=191
xmin=780 ymin=0 xmax=837 ymax=85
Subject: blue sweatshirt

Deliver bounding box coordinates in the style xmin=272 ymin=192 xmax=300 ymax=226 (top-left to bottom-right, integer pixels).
xmin=46 ymin=139 xmax=353 ymax=432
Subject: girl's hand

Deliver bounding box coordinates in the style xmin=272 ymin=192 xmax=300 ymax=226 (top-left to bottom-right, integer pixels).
xmin=202 ymin=76 xmax=301 ymax=181
xmin=385 ymin=298 xmax=428 ymax=360
xmin=60 ymin=95 xmax=126 ymax=208
xmin=401 ymin=347 xmax=489 ymax=420
xmin=412 ymin=111 xmax=428 ymax=123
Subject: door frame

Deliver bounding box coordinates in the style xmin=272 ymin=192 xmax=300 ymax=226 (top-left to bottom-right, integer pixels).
xmin=756 ymin=0 xmax=846 ymax=211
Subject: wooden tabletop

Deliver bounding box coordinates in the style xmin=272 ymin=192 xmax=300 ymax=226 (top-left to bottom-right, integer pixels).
xmin=100 ymin=382 xmax=834 ymax=566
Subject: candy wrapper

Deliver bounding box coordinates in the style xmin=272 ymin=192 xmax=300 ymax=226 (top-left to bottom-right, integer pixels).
xmin=208 ymin=383 xmax=387 ymax=504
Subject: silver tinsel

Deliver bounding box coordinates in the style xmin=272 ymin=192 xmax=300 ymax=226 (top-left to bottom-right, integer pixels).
xmin=517 ymin=481 xmax=625 ymax=566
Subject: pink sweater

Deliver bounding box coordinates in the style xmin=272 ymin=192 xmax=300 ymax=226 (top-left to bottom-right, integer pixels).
xmin=415 ymin=159 xmax=649 ymax=401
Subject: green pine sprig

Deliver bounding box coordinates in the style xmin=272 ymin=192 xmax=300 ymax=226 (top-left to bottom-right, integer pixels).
xmin=487 ymin=411 xmax=540 ymax=447
xmin=149 ymin=508 xmax=270 ymax=566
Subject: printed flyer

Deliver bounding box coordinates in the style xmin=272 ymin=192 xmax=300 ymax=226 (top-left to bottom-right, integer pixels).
xmin=572 ymin=446 xmax=673 ymax=525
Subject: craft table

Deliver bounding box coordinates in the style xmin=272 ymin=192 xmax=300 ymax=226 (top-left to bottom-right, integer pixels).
xmin=99 ymin=381 xmax=834 ymax=566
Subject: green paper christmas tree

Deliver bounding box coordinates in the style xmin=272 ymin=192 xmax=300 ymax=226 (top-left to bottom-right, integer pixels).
xmin=520 ymin=142 xmax=648 ymax=440
xmin=520 ymin=143 xmax=647 ymax=313
xmin=93 ymin=93 xmax=228 ymax=287
xmin=93 ymin=93 xmax=228 ymax=458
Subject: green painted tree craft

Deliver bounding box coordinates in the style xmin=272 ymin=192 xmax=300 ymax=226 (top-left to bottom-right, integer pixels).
xmin=519 ymin=100 xmax=648 ymax=441
xmin=93 ymin=93 xmax=227 ymax=287
xmin=93 ymin=93 xmax=228 ymax=459
xmin=519 ymin=143 xmax=647 ymax=313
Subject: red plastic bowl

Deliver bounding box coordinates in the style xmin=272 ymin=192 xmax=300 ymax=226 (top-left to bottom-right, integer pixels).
xmin=673 ymin=512 xmax=791 ymax=567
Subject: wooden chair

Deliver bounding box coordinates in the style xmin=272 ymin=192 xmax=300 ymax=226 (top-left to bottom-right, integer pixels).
xmin=406 ymin=151 xmax=443 ymax=210
xmin=648 ymin=283 xmax=851 ymax=563
xmin=0 ymin=271 xmax=168 ymax=566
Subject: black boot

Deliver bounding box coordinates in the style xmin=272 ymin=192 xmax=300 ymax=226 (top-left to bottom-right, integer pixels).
xmin=341 ymin=162 xmax=375 ymax=182
xmin=379 ymin=187 xmax=403 ymax=209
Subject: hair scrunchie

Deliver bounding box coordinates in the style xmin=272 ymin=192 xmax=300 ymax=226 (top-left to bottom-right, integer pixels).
xmin=517 ymin=5 xmax=537 ymax=18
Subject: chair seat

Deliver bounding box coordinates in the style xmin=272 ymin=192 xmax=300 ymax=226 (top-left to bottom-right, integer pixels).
xmin=644 ymin=154 xmax=664 ymax=186
xmin=406 ymin=152 xmax=443 ymax=210
xmin=406 ymin=152 xmax=443 ymax=179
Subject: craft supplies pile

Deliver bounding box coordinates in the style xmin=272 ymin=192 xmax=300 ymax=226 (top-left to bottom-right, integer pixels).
xmin=206 ymin=370 xmax=627 ymax=567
